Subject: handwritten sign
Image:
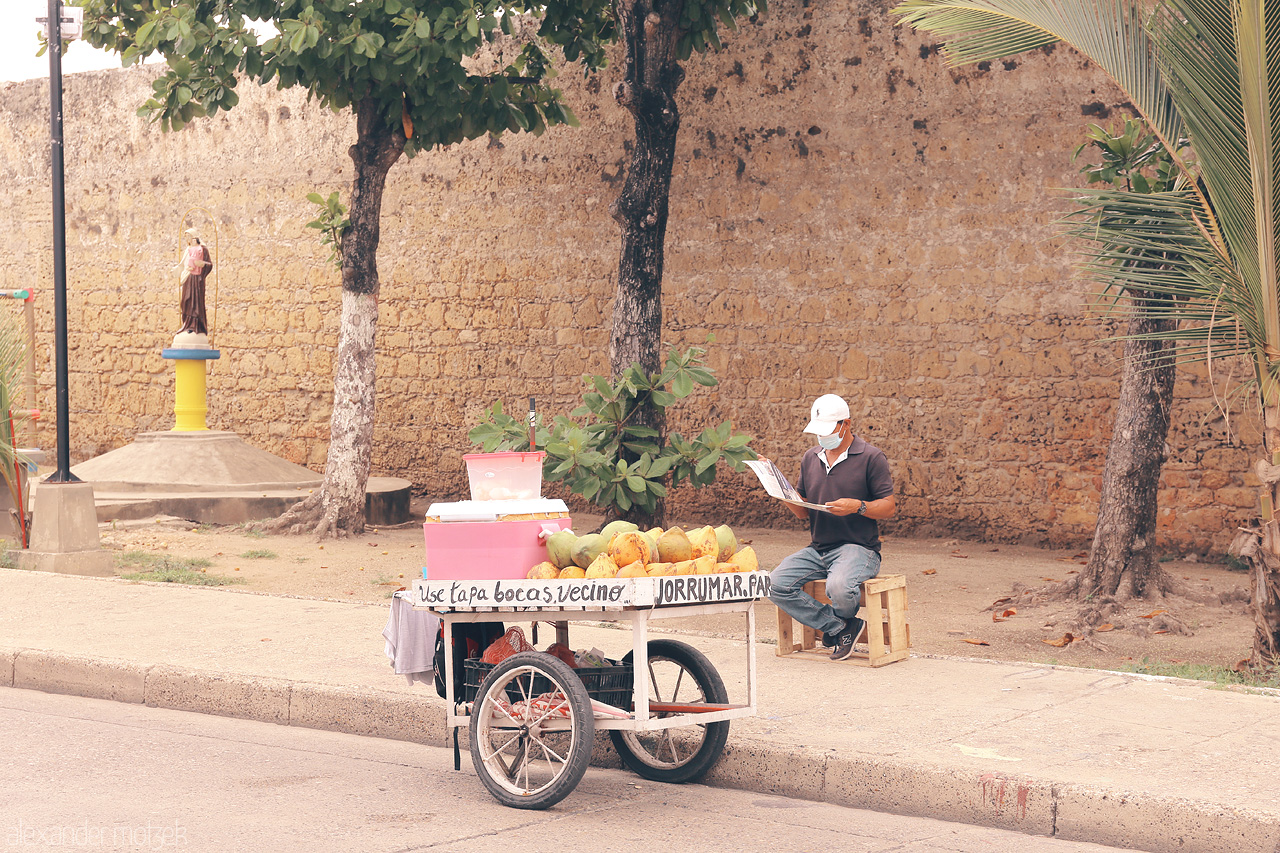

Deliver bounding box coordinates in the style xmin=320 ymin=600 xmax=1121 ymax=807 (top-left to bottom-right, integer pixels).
xmin=412 ymin=571 xmax=771 ymax=611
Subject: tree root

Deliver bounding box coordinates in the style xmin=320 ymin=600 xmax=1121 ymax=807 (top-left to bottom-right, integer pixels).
xmin=252 ymin=492 xmax=349 ymax=540
xmin=997 ymin=572 xmax=1201 ymax=639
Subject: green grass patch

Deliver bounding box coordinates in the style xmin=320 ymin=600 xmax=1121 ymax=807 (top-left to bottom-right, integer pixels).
xmin=1115 ymin=657 xmax=1280 ymax=690
xmin=239 ymin=549 xmax=278 ymax=560
xmin=116 ymin=551 xmax=239 ymax=586
xmin=234 ymin=523 xmax=267 ymax=539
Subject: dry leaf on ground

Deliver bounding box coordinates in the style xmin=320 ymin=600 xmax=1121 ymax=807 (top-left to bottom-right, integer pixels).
xmin=963 ymin=638 xmax=990 ymax=646
xmin=1140 ymin=609 xmax=1168 ymax=619
xmin=1042 ymin=633 xmax=1075 ymax=647
xmin=951 ymin=552 xmax=969 ymax=559
xmin=922 ymin=568 xmax=937 ymax=575
xmin=1096 ymin=624 xmax=1114 ymax=632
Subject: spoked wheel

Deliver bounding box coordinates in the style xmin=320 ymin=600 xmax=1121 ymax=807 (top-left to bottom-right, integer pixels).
xmin=609 ymin=639 xmax=730 ymax=783
xmin=469 ymin=651 xmax=594 ymax=810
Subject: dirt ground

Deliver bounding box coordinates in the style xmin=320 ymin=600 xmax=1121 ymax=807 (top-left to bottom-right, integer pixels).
xmin=96 ymin=505 xmax=1259 ymax=673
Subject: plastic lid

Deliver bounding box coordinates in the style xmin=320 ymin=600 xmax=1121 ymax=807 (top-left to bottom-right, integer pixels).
xmin=462 ymin=451 xmax=546 ymax=461
xmin=426 ymin=498 xmax=568 ymax=522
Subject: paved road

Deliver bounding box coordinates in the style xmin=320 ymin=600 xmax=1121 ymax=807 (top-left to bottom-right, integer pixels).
xmin=0 ymin=687 xmax=1133 ymax=853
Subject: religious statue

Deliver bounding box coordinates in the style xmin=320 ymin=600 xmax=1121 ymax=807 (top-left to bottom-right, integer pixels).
xmin=178 ymin=231 xmax=212 ymax=336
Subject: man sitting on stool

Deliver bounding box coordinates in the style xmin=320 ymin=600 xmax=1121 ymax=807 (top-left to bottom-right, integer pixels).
xmin=767 ymin=394 xmax=896 ymax=661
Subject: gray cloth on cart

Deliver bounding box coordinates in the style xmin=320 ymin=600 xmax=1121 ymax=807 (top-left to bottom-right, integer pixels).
xmin=383 ymin=595 xmax=439 ymax=686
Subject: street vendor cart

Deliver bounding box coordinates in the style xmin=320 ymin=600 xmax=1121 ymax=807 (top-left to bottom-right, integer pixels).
xmin=406 ymin=570 xmax=769 ymax=809
xmin=403 ymin=454 xmax=769 ymax=809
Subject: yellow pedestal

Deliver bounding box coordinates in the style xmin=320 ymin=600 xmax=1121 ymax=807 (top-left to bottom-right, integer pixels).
xmin=162 ymin=346 xmax=220 ymax=432
xmin=173 ymin=358 xmax=209 ymax=431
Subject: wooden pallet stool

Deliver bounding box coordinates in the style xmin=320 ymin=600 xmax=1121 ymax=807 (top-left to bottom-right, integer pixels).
xmin=774 ymin=574 xmax=910 ymax=666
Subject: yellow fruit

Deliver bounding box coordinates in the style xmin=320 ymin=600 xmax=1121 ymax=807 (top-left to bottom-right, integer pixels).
xmin=616 ymin=560 xmax=648 ymax=578
xmin=715 ymin=562 xmax=738 ymax=574
xmin=608 ymin=531 xmax=652 ymax=568
xmin=714 ymin=524 xmax=738 ymax=561
xmin=672 ymin=560 xmax=697 ymax=575
xmin=646 ymin=562 xmax=677 ymax=576
xmin=687 ymin=526 xmax=719 ymax=559
xmin=526 ymin=561 xmax=559 ymax=580
xmin=558 ymin=565 xmax=587 ymax=579
xmin=656 ymin=527 xmax=693 ymax=563
xmin=648 ymin=527 xmax=664 ymax=540
xmin=585 ymin=553 xmax=620 ymax=579
xmin=693 ymin=555 xmax=718 ymax=574
xmin=642 ymin=529 xmax=661 ymax=555
xmin=729 ymin=545 xmax=759 ymax=573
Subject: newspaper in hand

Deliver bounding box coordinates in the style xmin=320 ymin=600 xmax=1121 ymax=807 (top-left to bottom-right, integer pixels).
xmin=744 ymin=459 xmax=832 ymax=513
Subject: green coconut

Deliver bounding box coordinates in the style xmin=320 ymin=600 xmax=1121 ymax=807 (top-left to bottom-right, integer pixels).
xmin=545 ymin=529 xmax=579 ymax=569
xmin=571 ymin=532 xmax=610 ymax=569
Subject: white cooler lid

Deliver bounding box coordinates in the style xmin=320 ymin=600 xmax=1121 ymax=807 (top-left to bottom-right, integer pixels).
xmin=426 ymin=498 xmax=569 ymax=522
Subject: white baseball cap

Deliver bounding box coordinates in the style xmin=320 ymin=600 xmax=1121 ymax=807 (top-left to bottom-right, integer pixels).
xmin=803 ymin=394 xmax=850 ymax=436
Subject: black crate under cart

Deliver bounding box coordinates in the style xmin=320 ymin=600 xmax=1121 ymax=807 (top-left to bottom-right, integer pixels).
xmin=404 ymin=571 xmax=771 ymax=809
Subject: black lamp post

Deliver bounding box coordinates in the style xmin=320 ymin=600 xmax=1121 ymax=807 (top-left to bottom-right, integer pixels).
xmin=40 ymin=0 xmax=81 ymax=484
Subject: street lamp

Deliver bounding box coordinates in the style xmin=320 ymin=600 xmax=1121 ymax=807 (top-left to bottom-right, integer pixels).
xmin=36 ymin=0 xmax=83 ymax=483
xmin=17 ymin=2 xmax=112 ymax=575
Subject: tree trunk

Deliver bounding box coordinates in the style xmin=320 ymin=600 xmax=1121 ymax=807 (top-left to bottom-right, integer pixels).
xmin=262 ymin=98 xmax=405 ymax=538
xmin=609 ymin=0 xmax=686 ymax=528
xmin=1078 ymin=299 xmax=1178 ymax=602
xmin=1233 ymin=402 xmax=1280 ymax=667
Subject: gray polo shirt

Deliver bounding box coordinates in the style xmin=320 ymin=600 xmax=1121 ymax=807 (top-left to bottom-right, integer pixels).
xmin=796 ymin=436 xmax=895 ymax=553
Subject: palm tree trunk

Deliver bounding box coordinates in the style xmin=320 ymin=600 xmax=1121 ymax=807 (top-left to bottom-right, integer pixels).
xmin=263 ymin=98 xmax=405 ymax=538
xmin=1240 ymin=400 xmax=1280 ymax=664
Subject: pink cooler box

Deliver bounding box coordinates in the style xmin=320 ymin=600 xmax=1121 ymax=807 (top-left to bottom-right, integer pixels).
xmin=422 ymin=500 xmax=572 ymax=580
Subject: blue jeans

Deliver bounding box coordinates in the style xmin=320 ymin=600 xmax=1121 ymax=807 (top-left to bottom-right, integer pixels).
xmin=768 ymin=543 xmax=881 ymax=636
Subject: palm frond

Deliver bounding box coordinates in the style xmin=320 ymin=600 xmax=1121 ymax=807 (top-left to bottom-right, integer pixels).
xmin=1144 ymin=0 xmax=1280 ymax=400
xmin=893 ymin=0 xmax=1184 ymax=154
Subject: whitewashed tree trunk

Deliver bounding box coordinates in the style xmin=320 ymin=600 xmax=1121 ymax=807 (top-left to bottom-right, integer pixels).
xmin=262 ymin=98 xmax=404 ymax=538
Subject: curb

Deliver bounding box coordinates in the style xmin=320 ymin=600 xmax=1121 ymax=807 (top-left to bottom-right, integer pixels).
xmin=3 ymin=646 xmax=1278 ymax=853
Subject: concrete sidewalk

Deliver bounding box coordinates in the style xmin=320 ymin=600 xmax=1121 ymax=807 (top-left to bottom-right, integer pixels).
xmin=1 ymin=566 xmax=1277 ymax=853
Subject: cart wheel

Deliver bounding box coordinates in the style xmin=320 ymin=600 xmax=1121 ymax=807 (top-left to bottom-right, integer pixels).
xmin=469 ymin=651 xmax=594 ymax=810
xmin=610 ymin=639 xmax=730 ymax=784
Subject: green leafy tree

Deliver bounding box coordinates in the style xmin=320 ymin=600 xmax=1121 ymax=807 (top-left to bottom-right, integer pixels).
xmin=79 ymin=0 xmax=613 ymax=538
xmin=469 ymin=342 xmax=756 ymax=519
xmin=606 ymin=0 xmax=765 ymax=527
xmin=894 ymin=0 xmax=1280 ymax=666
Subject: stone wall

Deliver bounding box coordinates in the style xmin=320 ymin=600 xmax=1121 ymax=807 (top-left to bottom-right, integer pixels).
xmin=0 ymin=0 xmax=1260 ymax=553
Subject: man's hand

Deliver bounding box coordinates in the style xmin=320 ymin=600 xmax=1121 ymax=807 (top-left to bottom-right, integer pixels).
xmin=826 ymin=498 xmax=863 ymax=516
xmin=826 ymin=495 xmax=897 ymax=519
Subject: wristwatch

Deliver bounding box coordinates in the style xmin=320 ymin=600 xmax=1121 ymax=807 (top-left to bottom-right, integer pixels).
xmin=856 ymin=500 xmax=867 ymax=516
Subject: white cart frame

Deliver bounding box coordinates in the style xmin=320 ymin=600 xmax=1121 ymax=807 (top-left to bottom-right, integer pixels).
xmin=407 ymin=573 xmax=768 ymax=806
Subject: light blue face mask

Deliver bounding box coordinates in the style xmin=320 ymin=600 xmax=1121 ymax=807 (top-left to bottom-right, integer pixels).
xmin=816 ymin=424 xmax=844 ymax=451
